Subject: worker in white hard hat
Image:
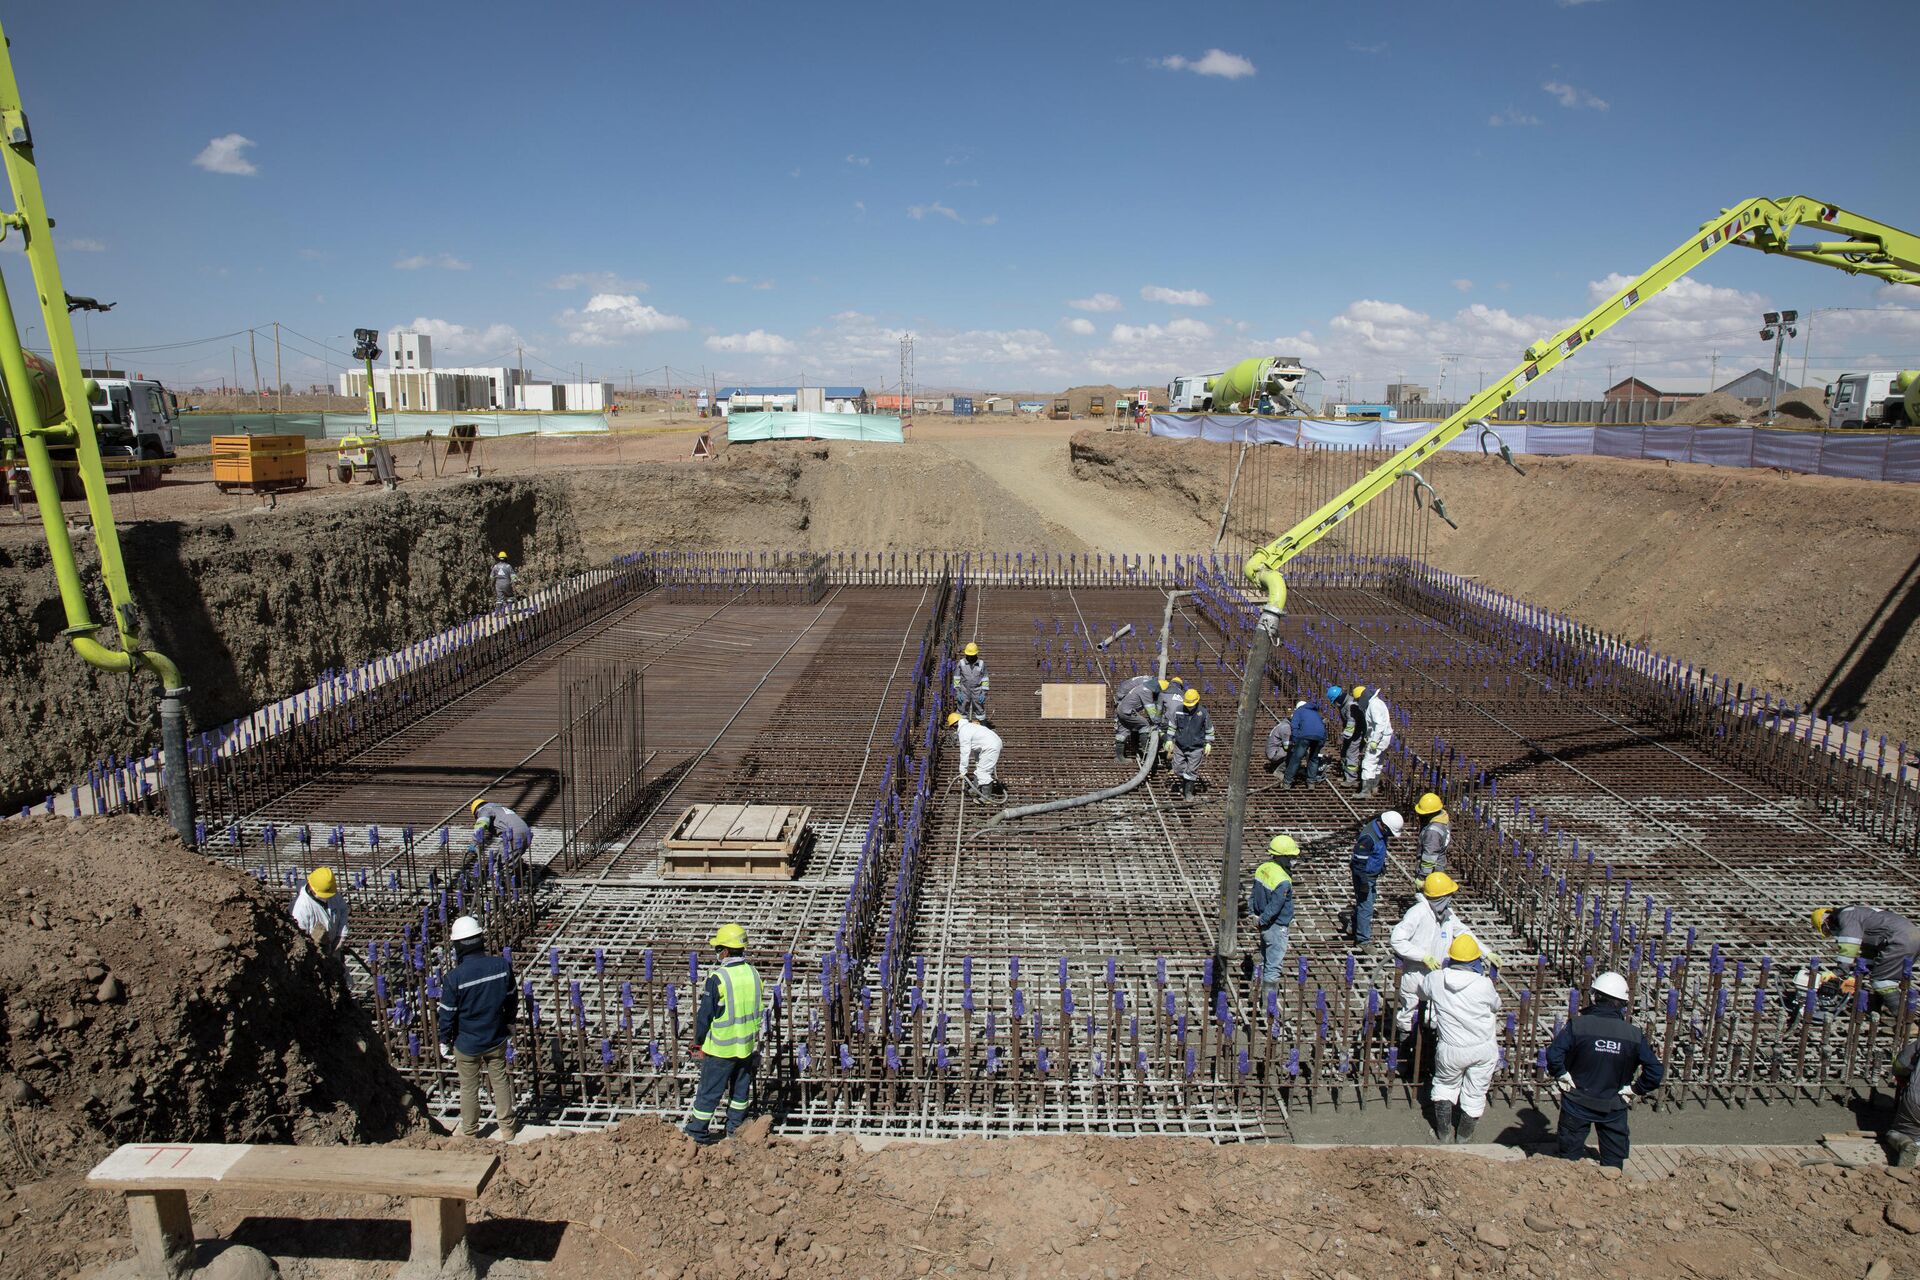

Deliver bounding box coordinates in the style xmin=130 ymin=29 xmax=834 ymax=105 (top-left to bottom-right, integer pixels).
xmin=1347 ymin=809 xmax=1404 ymax=945
xmin=1390 ymin=871 xmax=1496 ymax=1038
xmin=1424 ymin=934 xmax=1502 ymax=1144
xmin=436 ymin=915 xmax=520 ymax=1141
xmin=490 ymin=551 xmax=515 ymax=610
xmin=952 ymin=642 xmax=990 ymax=723
xmin=466 ymin=797 xmax=532 ymax=865
xmin=291 ymin=866 xmax=348 ymax=954
xmin=1545 ymin=971 xmax=1665 ymax=1169
xmin=947 ymin=711 xmax=1006 ymax=800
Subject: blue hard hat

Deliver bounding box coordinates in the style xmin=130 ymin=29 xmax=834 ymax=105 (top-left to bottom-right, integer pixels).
xmin=1326 ymin=685 xmax=1343 ymax=701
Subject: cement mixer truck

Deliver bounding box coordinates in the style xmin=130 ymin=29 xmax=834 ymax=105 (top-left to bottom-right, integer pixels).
xmin=1827 ymin=370 xmax=1920 ymax=429
xmin=1175 ymin=356 xmax=1315 ymax=415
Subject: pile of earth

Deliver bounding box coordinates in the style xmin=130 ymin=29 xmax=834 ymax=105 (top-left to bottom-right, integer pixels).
xmin=0 ymin=815 xmax=425 ymax=1188
xmin=1658 ymin=392 xmax=1756 ymax=425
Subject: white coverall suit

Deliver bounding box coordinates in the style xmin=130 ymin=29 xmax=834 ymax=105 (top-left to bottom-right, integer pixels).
xmin=955 ymin=719 xmax=1002 ymax=787
xmin=1358 ymin=692 xmax=1392 ymax=787
xmin=1390 ymin=897 xmax=1478 ymax=1034
xmin=1422 ymin=964 xmax=1503 ymax=1118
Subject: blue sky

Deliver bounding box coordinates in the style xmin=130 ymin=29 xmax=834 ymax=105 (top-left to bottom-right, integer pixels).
xmin=3 ymin=0 xmax=1917 ymax=397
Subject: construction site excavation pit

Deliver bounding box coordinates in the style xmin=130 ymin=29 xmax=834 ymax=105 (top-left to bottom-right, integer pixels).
xmin=145 ymin=549 xmax=1920 ymax=1141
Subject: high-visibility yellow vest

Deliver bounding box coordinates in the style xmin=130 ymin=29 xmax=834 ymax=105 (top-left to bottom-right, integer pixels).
xmin=700 ymin=960 xmax=764 ymax=1058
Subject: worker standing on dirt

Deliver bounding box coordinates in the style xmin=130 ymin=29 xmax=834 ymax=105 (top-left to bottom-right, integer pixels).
xmin=1283 ymin=698 xmax=1327 ymax=787
xmin=1413 ymin=793 xmax=1451 ymax=875
xmin=1348 ymin=810 xmax=1403 ymax=944
xmin=947 ymin=712 xmax=1007 ymax=800
xmin=1390 ymin=871 xmax=1488 ymax=1038
xmin=1812 ymin=906 xmax=1920 ymax=1010
xmin=1247 ymin=835 xmax=1299 ymax=994
xmin=684 ymin=923 xmax=763 ymax=1145
xmin=953 ymin=643 xmax=990 ymax=723
xmin=1113 ymin=673 xmax=1161 ymax=761
xmin=1424 ymin=934 xmax=1502 ymax=1144
xmin=291 ymin=867 xmax=348 ymax=954
xmin=466 ymin=798 xmax=531 ymax=864
xmin=1884 ymin=1041 xmax=1920 ymax=1168
xmin=490 ymin=551 xmax=515 ymax=611
xmin=1165 ymin=687 xmax=1214 ymax=801
xmin=1546 ymin=971 xmax=1665 ymax=1169
xmin=438 ymin=915 xmax=520 ymax=1142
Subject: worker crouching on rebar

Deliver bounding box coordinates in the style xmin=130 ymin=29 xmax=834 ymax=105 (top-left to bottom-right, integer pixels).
xmin=684 ymin=923 xmax=763 ymax=1145
xmin=291 ymin=866 xmax=348 ymax=954
xmin=1164 ymin=687 xmax=1214 ymax=800
xmin=438 ymin=915 xmax=521 ymax=1142
xmin=947 ymin=711 xmax=1007 ymax=801
xmin=1424 ymin=934 xmax=1502 ymax=1144
xmin=1112 ymin=673 xmax=1161 ymax=761
xmin=1812 ymin=905 xmax=1920 ymax=1012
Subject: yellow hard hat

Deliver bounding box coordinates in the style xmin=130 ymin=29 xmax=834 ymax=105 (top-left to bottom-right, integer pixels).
xmin=1811 ymin=907 xmax=1835 ymax=934
xmin=1414 ymin=792 xmax=1444 ymax=817
xmin=710 ymin=923 xmax=747 ymax=950
xmin=1422 ymin=871 xmax=1459 ymax=897
xmin=963 ymin=642 xmax=979 ymax=657
xmin=1267 ymin=834 xmax=1299 ymax=858
xmin=945 ymin=711 xmax=963 ymax=727
xmin=1182 ymin=688 xmax=1200 ymax=707
xmin=307 ymin=867 xmax=338 ymax=900
xmin=496 ymin=551 xmax=508 ymax=560
xmin=1353 ymin=684 xmax=1367 ymax=697
xmin=1447 ymin=934 xmax=1482 ymax=963
xmin=1158 ymin=678 xmax=1171 ymax=690
xmin=469 ymin=798 xmax=485 ymax=815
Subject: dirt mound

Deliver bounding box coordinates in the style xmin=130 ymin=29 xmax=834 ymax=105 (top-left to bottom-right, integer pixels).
xmin=1659 ymin=392 xmax=1753 ymax=425
xmin=1771 ymin=387 xmax=1829 ymax=421
xmin=0 ymin=816 xmax=425 ymax=1185
xmin=1059 ymin=383 xmax=1129 ymax=417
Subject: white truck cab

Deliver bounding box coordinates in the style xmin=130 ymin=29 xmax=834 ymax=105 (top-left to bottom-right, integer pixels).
xmin=88 ymin=378 xmax=180 ymax=458
xmin=1826 ymin=371 xmax=1916 ymax=430
xmin=1168 ymin=373 xmax=1221 ymax=413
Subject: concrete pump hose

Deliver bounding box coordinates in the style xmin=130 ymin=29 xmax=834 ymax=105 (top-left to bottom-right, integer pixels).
xmin=981 ymin=588 xmax=1187 ymax=828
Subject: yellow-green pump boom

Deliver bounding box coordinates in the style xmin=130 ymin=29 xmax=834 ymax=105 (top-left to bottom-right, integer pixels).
xmin=1212 ymin=196 xmax=1920 ymax=985
xmin=0 ymin=22 xmax=195 ymax=843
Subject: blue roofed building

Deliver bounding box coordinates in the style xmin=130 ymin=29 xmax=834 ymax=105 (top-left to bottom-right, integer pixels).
xmin=714 ymin=386 xmax=870 ymax=416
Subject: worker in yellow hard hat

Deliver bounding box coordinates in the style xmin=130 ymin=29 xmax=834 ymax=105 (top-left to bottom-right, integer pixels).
xmin=1391 ymin=868 xmax=1487 ymax=1040
xmin=490 ymin=551 xmax=516 ymax=611
xmin=1248 ymin=835 xmax=1300 ymax=994
xmin=684 ymin=923 xmax=763 ymax=1144
xmin=1813 ymin=905 xmax=1920 ymax=1011
xmin=1166 ymin=686 xmax=1214 ymax=801
xmin=291 ymin=866 xmax=349 ymax=953
xmin=953 ymin=641 xmax=990 ymax=723
xmin=466 ymin=797 xmax=532 ymax=865
xmin=946 ymin=710 xmax=1007 ymax=801
xmin=1413 ymin=792 xmax=1450 ymax=876
xmin=1423 ymin=932 xmax=1502 ymax=1144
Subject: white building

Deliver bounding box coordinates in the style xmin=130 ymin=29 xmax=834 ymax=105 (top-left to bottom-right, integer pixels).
xmin=713 ymin=385 xmax=869 ymax=416
xmin=337 ymin=330 xmax=596 ymax=411
xmin=339 ymin=367 xmax=494 ymax=412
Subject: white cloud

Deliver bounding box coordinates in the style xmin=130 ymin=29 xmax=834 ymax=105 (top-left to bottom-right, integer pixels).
xmin=845 ymin=153 xmax=871 ymax=167
xmin=1452 ymin=278 xmax=1474 ymax=293
xmin=1111 ymin=317 xmax=1214 ymax=345
xmin=1069 ymin=293 xmax=1124 ymax=313
xmin=1488 ymin=108 xmax=1543 ymax=127
xmin=297 ymin=247 xmax=324 ymax=261
xmin=558 ymin=293 xmax=690 ymax=346
xmin=852 ymin=201 xmax=865 ymax=215
xmin=944 ymin=153 xmax=970 ymax=166
xmin=908 ymin=201 xmax=962 ymax=222
xmin=1064 ymin=317 xmax=1096 ymax=336
xmin=706 ymin=330 xmax=795 ymax=356
xmin=550 ymin=271 xmax=646 ymax=291
xmin=950 ymin=178 xmax=979 ymax=188
xmin=1141 ymin=284 xmax=1212 ymax=307
xmin=193 ymin=133 xmax=258 ymax=176
xmin=752 ymin=279 xmax=775 ymax=291
xmin=978 ymin=213 xmax=999 ymax=226
xmin=397 ymin=316 xmax=522 ymax=360
xmin=723 ymin=274 xmax=748 ymax=285
xmin=394 ymin=252 xmax=471 ymax=271
xmin=1157 ymin=49 xmax=1256 ymax=79
xmin=1348 ymin=41 xmax=1388 ymax=54
xmin=1543 ymin=80 xmax=1608 ymax=110
xmin=67 ymin=237 xmax=107 ymax=252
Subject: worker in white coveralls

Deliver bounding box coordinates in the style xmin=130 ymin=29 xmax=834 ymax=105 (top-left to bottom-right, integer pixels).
xmin=947 ymin=711 xmax=1006 ymax=800
xmin=1424 ymin=933 xmax=1503 ymax=1144
xmin=1340 ymin=684 xmax=1393 ymax=798
xmin=1391 ymin=871 xmax=1496 ymax=1037
xmin=291 ymin=866 xmax=348 ymax=953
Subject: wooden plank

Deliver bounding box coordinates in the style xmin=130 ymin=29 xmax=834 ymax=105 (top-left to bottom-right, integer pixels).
xmin=89 ymin=1143 xmax=497 ymax=1200
xmin=686 ymin=804 xmax=748 ymax=842
xmin=1039 ymin=683 xmax=1107 ymax=720
xmin=409 ymin=1195 xmax=468 ymax=1268
xmin=725 ymin=805 xmax=782 ymax=842
xmin=125 ymin=1190 xmax=195 ymax=1277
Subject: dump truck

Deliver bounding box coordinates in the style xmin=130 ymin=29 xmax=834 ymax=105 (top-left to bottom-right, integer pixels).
xmin=1087 ymin=394 xmax=1105 ymax=418
xmin=1827 ymin=370 xmax=1920 ymax=429
xmin=1050 ymin=398 xmax=1070 ymax=420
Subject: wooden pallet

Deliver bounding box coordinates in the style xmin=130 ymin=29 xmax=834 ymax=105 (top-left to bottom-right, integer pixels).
xmin=660 ymin=803 xmax=809 ymax=878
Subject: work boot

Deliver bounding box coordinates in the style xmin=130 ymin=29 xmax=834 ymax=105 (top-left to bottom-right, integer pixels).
xmin=1115 ymin=739 xmax=1128 ymax=760
xmin=1432 ymin=1101 xmax=1454 ymax=1144
xmin=1181 ymin=778 xmax=1195 ymax=800
xmin=988 ymin=780 xmax=1008 ymax=801
xmin=1454 ymin=1114 xmax=1478 ymax=1144
xmin=1892 ymin=1135 xmax=1919 ymax=1169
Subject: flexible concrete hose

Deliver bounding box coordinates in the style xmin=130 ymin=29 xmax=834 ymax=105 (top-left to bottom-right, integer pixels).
xmin=980 ymin=589 xmax=1188 ymax=828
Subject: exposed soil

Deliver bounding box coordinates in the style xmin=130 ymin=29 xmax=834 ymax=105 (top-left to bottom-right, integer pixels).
xmin=0 ymin=816 xmax=425 ymax=1279
xmin=1659 ymin=388 xmax=1832 ymax=424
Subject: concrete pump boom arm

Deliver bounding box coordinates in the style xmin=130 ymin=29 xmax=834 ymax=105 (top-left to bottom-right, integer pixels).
xmin=1240 ymin=195 xmax=1920 ymax=630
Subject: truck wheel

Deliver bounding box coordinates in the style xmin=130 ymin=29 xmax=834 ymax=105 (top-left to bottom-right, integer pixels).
xmin=335 ymin=462 xmax=354 ymax=484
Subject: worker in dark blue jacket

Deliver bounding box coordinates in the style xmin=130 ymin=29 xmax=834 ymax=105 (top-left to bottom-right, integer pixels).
xmin=1545 ymin=971 xmax=1665 ymax=1168
xmin=437 ymin=915 xmax=520 ymax=1140
xmin=1348 ymin=811 xmax=1403 ymax=944
xmin=1283 ymin=699 xmax=1327 ymax=787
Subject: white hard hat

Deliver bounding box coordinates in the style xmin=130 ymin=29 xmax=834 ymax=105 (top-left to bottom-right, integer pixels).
xmin=1591 ymin=971 xmax=1630 ymax=1002
xmin=450 ymin=915 xmax=485 ymax=943
xmin=1379 ymin=811 xmax=1405 ymax=836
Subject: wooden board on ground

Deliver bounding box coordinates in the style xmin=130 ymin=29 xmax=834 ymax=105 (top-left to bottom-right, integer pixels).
xmin=662 ymin=803 xmax=809 ymax=878
xmin=89 ymin=1143 xmax=498 ymax=1199
xmin=1040 ymin=683 xmax=1108 ymax=719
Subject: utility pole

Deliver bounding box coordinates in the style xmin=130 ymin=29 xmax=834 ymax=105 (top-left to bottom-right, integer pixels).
xmin=231 ymin=346 xmax=238 ymax=395
xmin=248 ymin=328 xmax=262 ymax=401
xmin=273 ymin=321 xmax=283 ymax=413
xmin=1799 ymin=311 xmax=1815 ymax=386
xmin=1708 ymin=351 xmax=1718 ymax=395
xmin=517 ymin=342 xmax=525 ymax=411
xmin=1759 ymin=309 xmax=1798 ymax=424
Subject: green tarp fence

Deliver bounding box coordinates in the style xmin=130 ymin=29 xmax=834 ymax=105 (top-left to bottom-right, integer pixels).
xmin=724 ymin=411 xmax=904 ymax=443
